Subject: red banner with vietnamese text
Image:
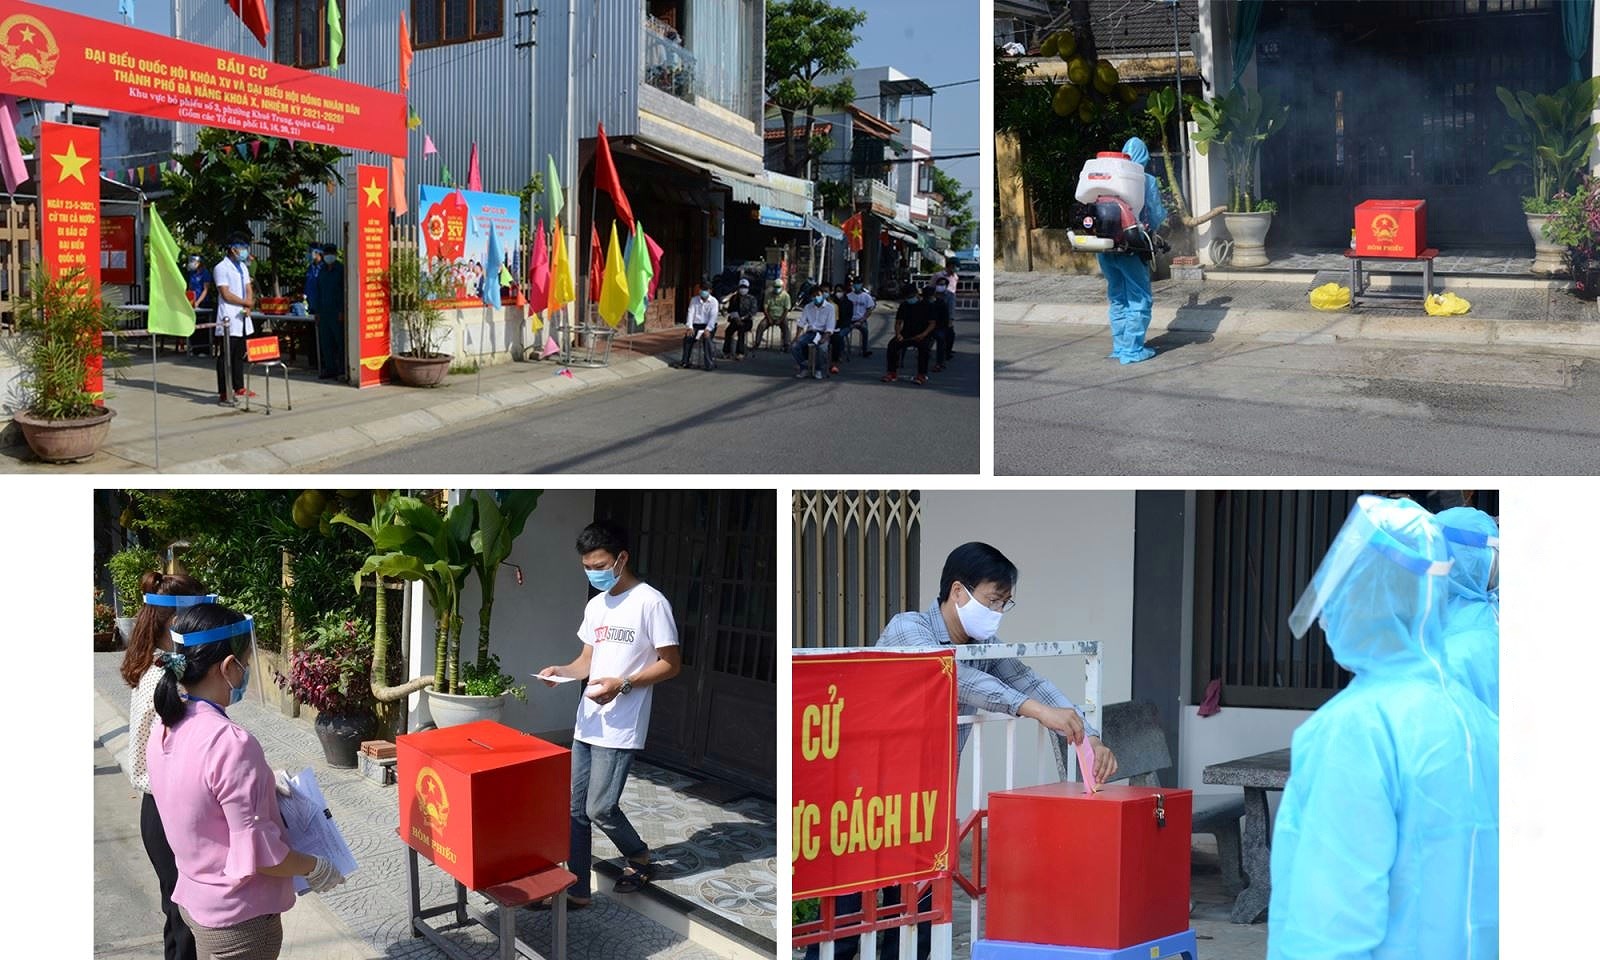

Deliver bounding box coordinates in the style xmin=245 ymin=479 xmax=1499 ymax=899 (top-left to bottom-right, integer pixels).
xmin=353 ymin=163 xmax=391 ymax=388
xmin=793 ymin=649 xmax=956 ymax=900
xmin=0 ymin=2 xmax=406 ymax=156
xmin=39 ymin=121 xmax=102 ymax=399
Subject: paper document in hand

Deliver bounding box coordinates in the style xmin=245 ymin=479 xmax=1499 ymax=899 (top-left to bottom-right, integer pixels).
xmin=1075 ymin=738 xmax=1099 ymax=794
xmin=277 ymin=767 xmax=359 ymax=894
xmin=534 ymin=674 xmax=580 ymax=684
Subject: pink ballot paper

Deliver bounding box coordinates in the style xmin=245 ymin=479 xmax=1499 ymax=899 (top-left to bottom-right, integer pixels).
xmin=1075 ymin=736 xmax=1099 ymax=793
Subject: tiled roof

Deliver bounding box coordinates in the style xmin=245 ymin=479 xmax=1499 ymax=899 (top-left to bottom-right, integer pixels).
xmin=1049 ymin=0 xmax=1199 ymax=55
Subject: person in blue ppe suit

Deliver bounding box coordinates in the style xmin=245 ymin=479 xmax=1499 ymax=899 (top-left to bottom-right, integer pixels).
xmin=1435 ymin=506 xmax=1499 ymax=714
xmin=1096 ymin=137 xmax=1167 ymax=364
xmin=1269 ymin=496 xmax=1497 ymax=960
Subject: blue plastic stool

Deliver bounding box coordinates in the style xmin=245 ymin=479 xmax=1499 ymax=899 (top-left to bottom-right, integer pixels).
xmin=974 ymin=932 xmax=1199 ymax=960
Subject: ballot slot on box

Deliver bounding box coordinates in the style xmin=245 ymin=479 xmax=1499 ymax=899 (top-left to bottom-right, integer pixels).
xmin=396 ymin=720 xmax=571 ymax=890
xmin=1354 ymin=199 xmax=1427 ymax=258
xmin=985 ymin=783 xmax=1192 ymax=952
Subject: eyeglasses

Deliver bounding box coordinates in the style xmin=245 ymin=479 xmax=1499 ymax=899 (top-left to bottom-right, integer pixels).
xmin=963 ymin=583 xmax=1017 ymax=613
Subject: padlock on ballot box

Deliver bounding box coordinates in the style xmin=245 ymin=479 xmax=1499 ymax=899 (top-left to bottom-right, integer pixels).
xmin=986 ymin=783 xmax=1193 ymax=951
xmin=397 ymin=720 xmax=571 ymax=889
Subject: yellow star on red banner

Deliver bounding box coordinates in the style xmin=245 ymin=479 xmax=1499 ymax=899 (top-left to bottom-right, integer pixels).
xmin=363 ymin=177 xmax=386 ymax=207
xmin=51 ymin=140 xmax=91 ymax=184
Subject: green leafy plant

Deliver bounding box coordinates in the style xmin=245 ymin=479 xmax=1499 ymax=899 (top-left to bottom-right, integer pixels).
xmin=13 ymin=269 xmax=129 ymax=420
xmin=275 ymin=609 xmax=378 ymax=717
xmin=1490 ymin=78 xmax=1600 ymax=206
xmin=1256 ymin=199 xmax=1279 ymax=214
xmin=1187 ymin=88 xmax=1290 ymax=213
xmin=468 ymin=490 xmax=542 ymax=674
xmin=93 ymin=588 xmax=115 ymax=635
xmin=459 ymin=654 xmax=527 ymax=701
xmin=107 ymin=545 xmax=162 ymax=617
xmin=1522 ymin=195 xmax=1561 ymax=215
xmin=383 ymin=247 xmax=455 ymax=359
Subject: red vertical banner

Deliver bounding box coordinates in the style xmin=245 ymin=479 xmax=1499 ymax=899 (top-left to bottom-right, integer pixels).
xmin=353 ymin=163 xmax=391 ymax=388
xmin=38 ymin=122 xmax=103 ymax=399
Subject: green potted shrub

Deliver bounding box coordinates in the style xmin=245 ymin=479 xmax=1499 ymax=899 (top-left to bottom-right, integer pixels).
xmin=1490 ymin=78 xmax=1600 ymax=274
xmin=1545 ymin=179 xmax=1600 ymax=300
xmin=275 ymin=609 xmax=377 ymax=767
xmin=10 ymin=269 xmax=129 ymax=462
xmin=382 ymin=247 xmax=456 ymax=387
xmin=93 ymin=588 xmax=116 ymax=652
xmin=107 ymin=545 xmax=161 ymax=645
xmin=1188 ymin=88 xmax=1289 ymax=268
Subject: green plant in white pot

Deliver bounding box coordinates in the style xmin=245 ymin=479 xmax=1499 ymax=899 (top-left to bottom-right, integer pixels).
xmin=1188 ymin=87 xmax=1289 ymax=268
xmin=1490 ymin=77 xmax=1600 ymax=274
xmin=106 ymin=545 xmax=161 ymax=645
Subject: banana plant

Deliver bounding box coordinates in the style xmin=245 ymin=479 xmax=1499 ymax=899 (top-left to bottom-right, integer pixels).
xmin=1490 ymin=77 xmax=1600 ymax=206
xmin=1145 ymin=88 xmax=1226 ymax=228
xmin=469 ymin=490 xmax=543 ymax=673
xmin=1187 ymin=87 xmax=1289 ymax=213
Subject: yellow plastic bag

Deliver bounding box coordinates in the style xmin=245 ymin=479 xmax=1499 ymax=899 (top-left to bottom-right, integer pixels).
xmin=1309 ymin=282 xmax=1351 ymax=310
xmin=1424 ymin=291 xmax=1471 ymax=316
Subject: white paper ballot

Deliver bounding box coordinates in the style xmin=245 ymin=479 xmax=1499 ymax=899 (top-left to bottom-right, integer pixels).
xmin=277 ymin=767 xmax=358 ymax=895
xmin=533 ymin=674 xmax=581 ymax=684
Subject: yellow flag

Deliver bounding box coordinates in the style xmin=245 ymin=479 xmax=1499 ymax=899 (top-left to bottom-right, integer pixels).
xmin=597 ymin=222 xmax=630 ymax=328
xmin=549 ymin=221 xmax=575 ymax=311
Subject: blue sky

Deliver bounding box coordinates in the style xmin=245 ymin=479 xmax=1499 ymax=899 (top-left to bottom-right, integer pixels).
xmin=51 ymin=0 xmax=981 ymax=199
xmin=847 ymin=0 xmax=981 ymax=200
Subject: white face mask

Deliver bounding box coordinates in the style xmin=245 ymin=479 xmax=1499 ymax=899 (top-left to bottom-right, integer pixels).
xmin=954 ymin=582 xmax=1004 ymax=640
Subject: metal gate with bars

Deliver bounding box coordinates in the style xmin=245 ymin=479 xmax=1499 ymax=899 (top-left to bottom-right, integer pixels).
xmin=793 ymin=490 xmax=922 ymax=649
xmin=1193 ymin=489 xmax=1500 ymax=710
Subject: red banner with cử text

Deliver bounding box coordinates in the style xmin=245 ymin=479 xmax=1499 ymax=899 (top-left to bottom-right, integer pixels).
xmin=38 ymin=121 xmax=102 ymax=399
xmin=0 ymin=2 xmax=406 ymax=156
xmin=352 ymin=164 xmax=391 ymax=388
xmin=792 ymin=649 xmax=957 ymax=900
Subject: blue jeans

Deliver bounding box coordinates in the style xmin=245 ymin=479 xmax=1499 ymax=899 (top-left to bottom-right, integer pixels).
xmin=792 ymin=330 xmax=842 ymax=369
xmin=568 ymin=740 xmax=648 ymax=898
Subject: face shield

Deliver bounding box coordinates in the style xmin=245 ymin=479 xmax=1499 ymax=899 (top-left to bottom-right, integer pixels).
xmin=1287 ymin=496 xmax=1454 ymax=679
xmin=142 ymin=592 xmax=219 ymax=610
xmin=1441 ymin=523 xmax=1500 ymax=594
xmin=169 ymin=614 xmax=262 ymax=705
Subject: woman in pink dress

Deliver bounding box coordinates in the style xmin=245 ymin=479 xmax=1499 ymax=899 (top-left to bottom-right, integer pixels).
xmin=146 ymin=602 xmax=345 ymax=960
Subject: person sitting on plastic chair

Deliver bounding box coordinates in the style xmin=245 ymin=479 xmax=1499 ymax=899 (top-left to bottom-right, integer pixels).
xmin=754 ymin=279 xmax=792 ymax=351
xmin=720 ymin=278 xmax=758 ymax=361
xmin=882 ymin=285 xmax=934 ymax=385
xmin=679 ymin=278 xmax=719 ymax=371
xmin=792 ymin=287 xmax=839 ymax=380
xmin=843 ymin=279 xmax=876 ymax=358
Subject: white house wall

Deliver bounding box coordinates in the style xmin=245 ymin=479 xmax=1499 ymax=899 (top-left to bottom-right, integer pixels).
xmin=918 ymin=491 xmax=1136 ymax=818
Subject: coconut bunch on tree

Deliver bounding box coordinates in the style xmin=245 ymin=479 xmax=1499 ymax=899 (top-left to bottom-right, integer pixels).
xmin=1038 ymin=29 xmax=1138 ymax=124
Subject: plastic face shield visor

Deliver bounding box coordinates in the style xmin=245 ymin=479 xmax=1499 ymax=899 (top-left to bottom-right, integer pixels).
xmin=169 ymin=614 xmax=262 ymax=704
xmin=142 ymin=593 xmax=220 ymax=609
xmin=1442 ymin=524 xmax=1500 ymax=594
xmin=1287 ymin=496 xmax=1454 ymax=639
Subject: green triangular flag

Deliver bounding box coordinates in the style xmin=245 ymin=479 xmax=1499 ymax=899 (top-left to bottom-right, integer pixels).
xmin=625 ymin=219 xmax=652 ymax=321
xmin=328 ymin=0 xmax=344 ymax=72
xmin=545 ymin=154 xmax=563 ymax=223
xmin=441 ymin=164 xmax=452 ymax=186
xmin=147 ymin=206 xmax=197 ymax=337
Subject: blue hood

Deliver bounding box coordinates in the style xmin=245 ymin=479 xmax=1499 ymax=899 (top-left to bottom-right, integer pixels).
xmin=1122 ymin=137 xmax=1150 ymax=169
xmin=1436 ymin=507 xmax=1497 ymax=603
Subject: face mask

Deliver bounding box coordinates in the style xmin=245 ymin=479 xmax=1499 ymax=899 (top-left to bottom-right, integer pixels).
xmin=700 ymin=291 xmax=711 ymax=300
xmin=232 ymin=247 xmax=249 ymax=261
xmin=954 ymin=582 xmax=1004 ymax=640
xmin=585 ymin=557 xmax=621 ymax=591
xmin=813 ymin=295 xmax=825 ymax=305
xmin=853 ymin=285 xmax=863 ymax=292
xmin=227 ymin=658 xmax=251 ymax=705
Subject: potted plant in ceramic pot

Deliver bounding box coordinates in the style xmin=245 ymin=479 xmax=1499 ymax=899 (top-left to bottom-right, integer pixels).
xmin=106 ymin=545 xmax=161 ymax=645
xmin=1490 ymin=77 xmax=1600 ymax=275
xmin=276 ymin=609 xmax=377 ymax=768
xmin=9 ymin=269 xmax=129 ymax=462
xmin=383 ymin=247 xmax=456 ymax=387
xmin=1188 ymin=88 xmax=1289 ymax=268
xmin=1545 ymin=178 xmax=1600 ymax=300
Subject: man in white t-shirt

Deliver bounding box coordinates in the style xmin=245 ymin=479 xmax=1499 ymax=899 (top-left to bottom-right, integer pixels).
xmin=538 ymin=521 xmax=681 ymax=906
xmin=211 ymin=234 xmax=257 ymax=405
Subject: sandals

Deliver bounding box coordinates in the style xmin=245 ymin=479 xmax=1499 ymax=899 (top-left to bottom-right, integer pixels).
xmin=613 ymin=858 xmax=657 ymax=894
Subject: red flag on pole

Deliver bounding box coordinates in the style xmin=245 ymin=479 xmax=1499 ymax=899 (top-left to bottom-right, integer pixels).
xmin=842 ymin=212 xmax=865 ymax=253
xmin=593 ymin=121 xmax=634 ymax=232
xmin=467 ymin=142 xmax=482 ymax=192
xmin=589 ymin=223 xmax=604 ymax=304
xmin=399 ymin=13 xmax=415 ymax=93
xmin=225 ymin=0 xmax=270 ymax=47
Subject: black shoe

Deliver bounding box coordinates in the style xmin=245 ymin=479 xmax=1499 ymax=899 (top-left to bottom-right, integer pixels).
xmin=862 ymin=350 xmax=873 ymax=357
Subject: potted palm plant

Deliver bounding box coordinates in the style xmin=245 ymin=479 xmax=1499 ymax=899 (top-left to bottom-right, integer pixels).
xmin=9 ymin=269 xmax=128 ymax=462
xmin=276 ymin=609 xmax=377 ymax=767
xmin=1491 ymin=78 xmax=1600 ymax=275
xmin=1188 ymin=88 xmax=1289 ymax=268
xmin=383 ymin=247 xmax=455 ymax=387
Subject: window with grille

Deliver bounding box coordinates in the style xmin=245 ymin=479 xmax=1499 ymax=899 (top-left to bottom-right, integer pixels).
xmin=274 ymin=0 xmax=347 ymax=70
xmin=412 ymin=0 xmax=504 ymax=50
xmin=1192 ymin=489 xmax=1499 ymax=710
xmin=793 ymin=490 xmax=921 ymax=649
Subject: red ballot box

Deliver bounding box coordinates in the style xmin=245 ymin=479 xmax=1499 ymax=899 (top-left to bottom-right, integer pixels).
xmin=397 ymin=720 xmax=570 ymax=889
xmin=1354 ymin=199 xmax=1427 ymax=258
xmin=986 ymin=783 xmax=1192 ymax=950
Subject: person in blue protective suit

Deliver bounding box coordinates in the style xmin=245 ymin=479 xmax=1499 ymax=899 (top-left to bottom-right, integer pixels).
xmin=1268 ymin=496 xmax=1498 ymax=960
xmin=1096 ymin=137 xmax=1167 ymax=364
xmin=1435 ymin=506 xmax=1499 ymax=714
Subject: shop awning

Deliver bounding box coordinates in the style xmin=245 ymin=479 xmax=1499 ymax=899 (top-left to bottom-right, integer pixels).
xmin=886 ymin=228 xmax=919 ymax=244
xmin=758 ymin=206 xmax=808 ymax=230
xmin=807 ymin=215 xmax=844 ymax=241
xmin=710 ymin=168 xmax=812 ymax=216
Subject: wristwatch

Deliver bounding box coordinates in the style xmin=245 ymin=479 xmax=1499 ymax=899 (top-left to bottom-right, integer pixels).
xmin=619 ymin=678 xmax=633 ymax=696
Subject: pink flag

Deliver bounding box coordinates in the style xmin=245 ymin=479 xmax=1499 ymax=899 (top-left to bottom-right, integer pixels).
xmin=557 ymin=368 xmax=574 ymax=379
xmin=250 ymin=140 xmax=262 ymax=159
xmin=0 ymin=95 xmax=27 ymax=192
xmin=541 ymin=337 xmax=562 ymax=359
xmin=423 ymin=134 xmax=437 ymax=156
xmin=467 ymin=142 xmax=482 ymax=191
xmin=527 ymin=218 xmax=551 ymax=313
xmin=645 ymin=231 xmax=664 ymax=298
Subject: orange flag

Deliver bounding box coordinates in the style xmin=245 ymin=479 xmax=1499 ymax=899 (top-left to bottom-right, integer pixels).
xmin=399 ymin=14 xmax=414 ymax=92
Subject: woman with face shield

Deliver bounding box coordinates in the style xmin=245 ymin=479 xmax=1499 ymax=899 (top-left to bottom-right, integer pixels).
xmin=1436 ymin=506 xmax=1500 ymax=715
xmin=146 ymin=603 xmax=346 ymax=960
xmin=1268 ymin=496 xmax=1498 ymax=960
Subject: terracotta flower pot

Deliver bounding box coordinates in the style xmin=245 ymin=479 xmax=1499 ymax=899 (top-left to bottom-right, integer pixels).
xmin=391 ymin=353 xmax=452 ymax=387
xmin=12 ymin=407 xmax=115 ymax=463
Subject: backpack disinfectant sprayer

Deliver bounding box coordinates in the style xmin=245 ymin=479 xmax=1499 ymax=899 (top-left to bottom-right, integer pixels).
xmin=1067 ymin=152 xmax=1156 ymax=258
